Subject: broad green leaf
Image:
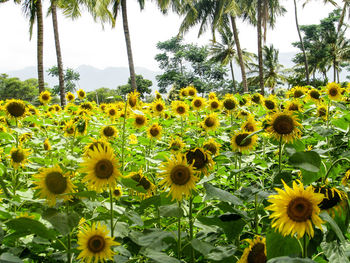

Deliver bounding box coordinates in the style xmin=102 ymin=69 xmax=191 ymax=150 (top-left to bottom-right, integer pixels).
xmin=0 ymin=253 xmax=23 ymax=263
xmin=289 ymin=151 xmax=321 ymax=172
xmin=143 ymin=249 xmax=180 ymax=263
xmin=125 ymin=210 xmax=143 ymax=226
xmin=320 ymin=241 xmax=350 ymax=263
xmin=191 ymin=238 xmax=215 ymax=255
xmin=266 ymin=231 xmax=300 ymax=259
xmin=206 ymin=246 xmax=236 ymax=261
xmin=319 ymin=212 xmax=346 ymax=243
xmin=204 ymin=183 xmax=243 ymax=205
xmin=267 ymin=257 xmax=316 ymax=263
xmin=5 ymin=218 xmax=55 ymax=240
xmin=42 ymin=208 xmax=80 ymax=235
xmin=159 ymin=203 xmax=183 ymax=218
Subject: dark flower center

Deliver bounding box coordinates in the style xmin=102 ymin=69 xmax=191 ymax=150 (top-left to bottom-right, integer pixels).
xmin=176 ymin=106 xmax=185 ymax=114
xmin=188 ymin=90 xmax=195 ymax=96
xmin=318 ymin=107 xmax=327 ymax=117
xmin=264 ymin=100 xmax=275 ymax=110
xmin=139 ymin=177 xmax=152 ymax=190
xmin=287 ymin=197 xmax=312 ymax=222
xmin=210 ymin=101 xmax=219 ymax=109
xmin=81 ymin=103 xmax=92 ymax=110
xmin=7 ymin=102 xmax=26 ymax=118
xmin=223 ymin=99 xmax=236 ymax=110
xmin=45 ymin=172 xmax=67 ymax=195
xmin=129 ymin=97 xmax=137 ymax=107
xmin=288 ymin=103 xmax=299 ymax=111
xmin=150 ymin=126 xmax=160 ymax=137
xmin=156 ymin=104 xmax=164 ymax=112
xmin=11 ymin=150 xmax=24 ymax=163
xmin=252 ymin=95 xmax=261 ymax=103
xmin=247 ymin=243 xmax=267 ymax=263
xmin=95 ymin=159 xmax=114 ymax=179
xmin=294 ymin=90 xmax=304 ymax=98
xmin=135 ymin=116 xmax=145 ymax=125
xmin=186 ymin=149 xmax=208 ymax=170
xmin=273 ymin=115 xmax=294 ymax=135
xmin=310 ymin=90 xmax=320 ymax=99
xmin=235 ymin=133 xmax=252 ymax=147
xmin=170 ymin=165 xmax=191 ymax=185
xmin=194 ymin=99 xmax=202 ymax=108
xmin=204 ymin=143 xmax=217 ymax=155
xmin=316 ymin=187 xmax=342 ymax=210
xmin=103 ymin=126 xmax=115 ymax=137
xmin=88 ymin=235 xmax=105 ymax=253
xmin=329 ymin=87 xmax=338 ymax=97
xmin=42 ymin=94 xmax=50 ymax=101
xmin=109 ymin=109 xmax=116 ymax=116
xmin=204 ymin=117 xmax=215 ymax=128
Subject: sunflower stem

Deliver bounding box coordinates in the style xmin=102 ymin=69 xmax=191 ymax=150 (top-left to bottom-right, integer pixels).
xmin=302 ymin=235 xmax=307 ymax=258
xmin=189 ymin=195 xmax=195 ymax=263
xmin=109 ymin=187 xmax=114 ymax=238
xmin=181 ymin=116 xmax=184 ymax=137
xmin=66 ymin=203 xmax=71 ymax=263
xmin=15 ymin=118 xmax=18 ymax=148
xmin=121 ymin=99 xmax=128 ymax=171
xmin=177 ymin=201 xmax=182 ymax=260
xmin=230 ymin=112 xmax=233 ymax=127
xmin=323 ymin=158 xmax=350 ymax=184
xmin=254 ymin=193 xmax=259 ymax=235
xmin=278 ymin=136 xmax=283 ymax=172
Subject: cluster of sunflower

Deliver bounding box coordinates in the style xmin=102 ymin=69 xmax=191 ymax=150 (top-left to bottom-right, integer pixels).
xmin=0 ymin=81 xmax=349 ymax=262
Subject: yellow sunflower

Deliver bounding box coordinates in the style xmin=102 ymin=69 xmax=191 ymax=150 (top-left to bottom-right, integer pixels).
xmin=185 ymin=148 xmax=214 ymax=175
xmin=172 ymin=101 xmax=189 ymax=116
xmin=77 ymin=222 xmax=120 ymax=263
xmin=127 ymin=170 xmax=156 ymax=199
xmin=326 ymin=82 xmax=342 ymax=101
xmin=342 ymin=169 xmax=350 ymax=186
xmin=152 ymin=99 xmax=165 ymax=115
xmin=236 ymin=110 xmax=251 ymax=120
xmin=77 ymin=89 xmax=86 ymax=100
xmin=64 ymin=120 xmax=76 ymax=137
xmin=207 ymin=99 xmax=221 ymax=111
xmin=133 ymin=113 xmax=148 ymax=129
xmin=208 ymin=92 xmax=217 ymax=100
xmin=10 ymin=147 xmax=30 ymax=169
xmin=5 ymin=99 xmax=27 ymax=119
xmin=19 ymin=132 xmax=32 ymax=144
xmin=147 ymin=123 xmax=162 ymax=140
xmin=106 ymin=106 xmax=118 ymax=119
xmin=112 ymin=186 xmax=123 ymax=199
xmin=66 ymin=92 xmax=75 ymax=102
xmin=250 ymin=93 xmax=262 ymax=105
xmin=169 ymin=137 xmax=185 ymax=153
xmin=186 ymin=85 xmax=197 ymax=97
xmin=202 ymin=113 xmax=220 ymax=132
xmin=33 ymin=165 xmax=75 ymax=206
xmin=285 ymin=100 xmax=303 ymax=112
xmin=222 ymin=94 xmax=237 ymax=111
xmin=99 ymin=103 xmax=107 ymax=112
xmin=179 ymin=88 xmax=188 ymax=98
xmin=43 ymin=138 xmax=51 ymax=151
xmin=84 ymin=138 xmax=111 ymax=157
xmin=128 ymin=91 xmax=140 ymax=108
xmin=314 ymin=186 xmax=348 ymax=219
xmin=316 ymin=105 xmax=328 ymax=119
xmin=79 ymin=102 xmax=94 ymax=112
xmin=231 ymin=131 xmax=257 ymax=153
xmin=155 ymin=90 xmax=162 ymax=100
xmin=237 ymin=236 xmax=266 ymax=263
xmin=266 ymin=180 xmax=324 ymax=238
xmin=288 ymin=86 xmax=306 ymax=99
xmin=241 ymin=116 xmax=260 ymax=133
xmin=159 ymin=153 xmax=198 ymax=201
xmin=80 ymin=145 xmax=122 ymax=192
xmin=128 ymin=134 xmax=138 ymax=144
xmin=266 ymin=111 xmax=301 ymax=143
xmin=263 ymin=96 xmax=277 ymax=111
xmin=307 ymin=88 xmax=321 ymax=103
xmin=39 ymin=91 xmax=52 ymax=105
xmin=101 ymin=125 xmax=118 ymax=139
xmin=203 ymin=138 xmax=221 ymax=156
xmin=191 ymin=97 xmax=206 ymax=111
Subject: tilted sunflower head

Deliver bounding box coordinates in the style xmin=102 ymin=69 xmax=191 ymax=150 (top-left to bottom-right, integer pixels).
xmin=10 ymin=147 xmax=31 ymax=169
xmin=317 ymin=105 xmax=328 ymax=119
xmin=308 ymin=88 xmax=321 ymax=101
xmin=203 ymin=138 xmax=221 ymax=156
xmin=237 ymin=236 xmax=267 ymax=263
xmin=77 ymin=89 xmax=86 ymax=100
xmin=179 ymin=88 xmax=188 ymax=98
xmin=314 ymin=186 xmax=348 ymax=219
xmin=185 ymin=148 xmax=213 ymax=175
xmin=106 ymin=106 xmax=117 ymax=118
xmin=80 ymin=102 xmax=93 ymax=111
xmin=128 ymin=91 xmax=140 ymax=108
xmin=202 ymin=113 xmax=219 ymax=132
xmin=285 ymin=100 xmax=302 ymax=112
xmin=208 ymin=92 xmax=217 ymax=100
xmin=231 ymin=131 xmax=257 ymax=154
xmin=5 ymin=99 xmax=27 ymax=119
xmin=289 ymin=86 xmax=305 ymax=98
xmin=101 ymin=125 xmax=118 ymax=139
xmin=66 ymin=92 xmax=75 ymax=102
xmin=39 ymin=91 xmax=52 ymax=105
xmin=251 ymin=93 xmax=262 ymax=104
xmin=264 ymin=98 xmax=276 ymax=110
xmin=169 ymin=137 xmax=185 ymax=152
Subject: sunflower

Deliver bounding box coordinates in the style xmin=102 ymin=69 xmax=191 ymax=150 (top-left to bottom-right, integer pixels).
xmin=238 ymin=96 xmax=249 ymax=106
xmin=64 ymin=120 xmax=76 ymax=137
xmin=172 ymin=101 xmax=189 ymax=116
xmin=80 ymin=102 xmax=94 ymax=111
xmin=5 ymin=99 xmax=27 ymax=119
xmin=133 ymin=113 xmax=148 ymax=129
xmin=105 ymin=106 xmax=117 ymax=119
xmin=152 ymin=99 xmax=165 ymax=115
xmin=202 ymin=113 xmax=220 ymax=132
xmin=127 ymin=170 xmax=155 ymax=199
xmin=208 ymin=92 xmax=217 ymax=100
xmin=266 ymin=111 xmax=301 ymax=143
xmin=237 ymin=236 xmax=267 ymax=263
xmin=317 ymin=105 xmax=328 ymax=119
xmin=128 ymin=91 xmax=140 ymax=108
xmin=169 ymin=137 xmax=185 ymax=153
xmin=39 ymin=91 xmax=52 ymax=105
xmin=19 ymin=132 xmax=32 ymax=144
xmin=231 ymin=131 xmax=257 ymax=153
xmin=326 ymin=82 xmax=342 ymax=101
xmin=43 ymin=138 xmax=51 ymax=151
xmin=236 ymin=110 xmax=251 ymax=119
xmin=185 ymin=148 xmax=214 ymax=175
xmin=223 ymin=94 xmax=237 ymax=111
xmin=128 ymin=134 xmax=138 ymax=144
xmin=112 ymin=186 xmax=123 ymax=199
xmin=155 ymin=90 xmax=162 ymax=100
xmin=266 ymin=180 xmax=324 ymax=238
xmin=27 ymin=105 xmax=39 ymax=116
xmin=203 ymin=138 xmax=221 ymax=156
xmin=159 ymin=153 xmax=198 ymax=201
xmin=101 ymin=125 xmax=118 ymax=139
xmin=66 ymin=92 xmax=75 ymax=102
xmin=77 ymin=89 xmax=86 ymax=100
xmin=207 ymin=99 xmax=221 ymax=111
xmin=288 ymin=86 xmax=306 ymax=98
xmin=179 ymin=88 xmax=188 ymax=98
xmin=263 ymin=96 xmax=277 ymax=111
xmin=33 ymin=165 xmax=75 ymax=206
xmin=80 ymin=145 xmax=122 ymax=192
xmin=77 ymin=222 xmax=120 ymax=263
xmin=147 ymin=123 xmax=162 ymax=139
xmin=186 ymin=85 xmax=197 ymax=97
xmin=10 ymin=147 xmax=30 ymax=169
xmin=285 ymin=100 xmax=303 ymax=112
xmin=307 ymin=88 xmax=321 ymax=102
xmin=99 ymin=103 xmax=107 ymax=112
xmin=241 ymin=117 xmax=260 ymax=133
xmin=251 ymin=93 xmax=262 ymax=105
xmin=84 ymin=138 xmax=111 ymax=157
xmin=314 ymin=186 xmax=348 ymax=219
xmin=0 ymin=125 xmax=6 ymax=133
xmin=342 ymin=169 xmax=350 ymax=186
xmin=191 ymin=97 xmax=206 ymax=111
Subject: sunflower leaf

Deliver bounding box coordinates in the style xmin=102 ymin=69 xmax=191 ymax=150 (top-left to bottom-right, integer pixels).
xmin=143 ymin=249 xmax=180 ymax=263
xmin=267 ymin=257 xmax=316 ymax=263
xmin=159 ymin=203 xmax=183 ymax=218
xmin=289 ymin=151 xmax=321 ymax=172
xmin=204 ymin=182 xmax=243 ymax=206
xmin=5 ymin=218 xmax=56 ymax=240
xmin=266 ymin=230 xmax=300 ymax=259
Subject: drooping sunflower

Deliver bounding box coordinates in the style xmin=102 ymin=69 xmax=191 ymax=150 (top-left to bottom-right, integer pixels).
xmin=76 ymin=118 xmax=88 ymax=135
xmin=10 ymin=147 xmax=30 ymax=169
xmin=33 ymin=165 xmax=75 ymax=206
xmin=133 ymin=113 xmax=148 ymax=129
xmin=237 ymin=236 xmax=267 ymax=263
xmin=5 ymin=99 xmax=27 ymax=119
xmin=266 ymin=111 xmax=301 ymax=143
xmin=238 ymin=96 xmax=249 ymax=107
xmin=241 ymin=116 xmax=260 ymax=133
xmin=326 ymin=82 xmax=342 ymax=101
xmin=159 ymin=153 xmax=198 ymax=201
xmin=152 ymin=99 xmax=165 ymax=115
xmin=39 ymin=91 xmax=52 ymax=105
xmin=66 ymin=92 xmax=75 ymax=102
xmin=207 ymin=99 xmax=221 ymax=111
xmin=43 ymin=138 xmax=51 ymax=151
xmin=266 ymin=180 xmax=324 ymax=238
xmin=77 ymin=222 xmax=120 ymax=263
xmin=172 ymin=101 xmax=189 ymax=116
xmin=128 ymin=91 xmax=140 ymax=108
xmin=285 ymin=100 xmax=303 ymax=112
xmin=127 ymin=170 xmax=155 ymax=199
xmin=186 ymin=85 xmax=197 ymax=97
xmin=101 ymin=125 xmax=118 ymax=139
xmin=222 ymin=94 xmax=237 ymax=111
xmin=201 ymin=113 xmax=220 ymax=132
xmin=169 ymin=137 xmax=185 ymax=153
xmin=147 ymin=123 xmax=162 ymax=140
xmin=64 ymin=120 xmax=76 ymax=137
xmin=191 ymin=97 xmax=206 ymax=111
xmin=231 ymin=131 xmax=257 ymax=153
xmin=77 ymin=89 xmax=86 ymax=100
xmin=250 ymin=93 xmax=262 ymax=105
xmin=316 ymin=105 xmax=328 ymax=119
xmin=203 ymin=138 xmax=221 ymax=156
xmin=185 ymin=148 xmax=214 ymax=175
xmin=80 ymin=145 xmax=122 ymax=192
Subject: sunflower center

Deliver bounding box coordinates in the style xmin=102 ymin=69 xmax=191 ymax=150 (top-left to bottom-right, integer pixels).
xmin=273 ymin=115 xmax=294 ymax=135
xmin=7 ymin=102 xmax=26 ymax=117
xmin=129 ymin=97 xmax=137 ymax=107
xmin=139 ymin=177 xmax=152 ymax=190
xmin=150 ymin=126 xmax=160 ymax=137
xmin=188 ymin=90 xmax=195 ymax=96
xmin=42 ymin=94 xmax=50 ymax=101
xmin=204 ymin=143 xmax=217 ymax=155
xmin=176 ymin=106 xmax=185 ymax=114
xmin=194 ymin=100 xmax=202 ymax=108
xmin=45 ymin=172 xmax=67 ymax=195
xmin=294 ymin=90 xmax=304 ymax=98
xmin=186 ymin=149 xmax=207 ymax=169
xmin=130 ymin=173 xmax=142 ymax=182
xmin=210 ymin=101 xmax=219 ymax=109
xmin=239 ymin=98 xmax=247 ymax=106
xmin=68 ymin=94 xmax=74 ymax=100
xmin=223 ymin=99 xmax=236 ymax=110
xmin=81 ymin=103 xmax=92 ymax=110
xmin=235 ymin=133 xmax=251 ymax=147
xmin=204 ymin=117 xmax=215 ymax=127
xmin=252 ymin=95 xmax=261 ymax=103
xmin=170 ymin=142 xmax=181 ymax=151
xmin=318 ymin=108 xmax=327 ymax=117
xmin=310 ymin=90 xmax=320 ymax=99
xmin=287 ymin=197 xmax=313 ymax=222
xmin=265 ymin=100 xmax=275 ymax=110
xmin=103 ymin=126 xmax=115 ymax=137
xmin=136 ymin=116 xmax=145 ymax=125
xmin=288 ymin=104 xmax=299 ymax=111
xmin=113 ymin=189 xmax=121 ymax=197
xmin=109 ymin=109 xmax=116 ymax=116
xmin=244 ymin=123 xmax=254 ymax=132
xmin=66 ymin=127 xmax=74 ymax=135
xmin=247 ymin=243 xmax=267 ymax=263
xmin=156 ymin=104 xmax=164 ymax=112
xmin=170 ymin=165 xmax=191 ymax=185
xmin=329 ymin=87 xmax=338 ymax=97
xmin=11 ymin=150 xmax=24 ymax=163
xmin=95 ymin=159 xmax=114 ymax=179
xmin=88 ymin=235 xmax=106 ymax=253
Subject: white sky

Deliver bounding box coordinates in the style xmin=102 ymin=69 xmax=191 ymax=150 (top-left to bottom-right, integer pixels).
xmin=0 ymin=0 xmax=345 ymax=72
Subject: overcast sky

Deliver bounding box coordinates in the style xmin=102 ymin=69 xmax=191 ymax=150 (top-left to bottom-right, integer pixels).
xmin=0 ymin=0 xmax=345 ymax=72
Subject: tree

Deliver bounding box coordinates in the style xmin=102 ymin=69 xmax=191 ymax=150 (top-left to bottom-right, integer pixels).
xmin=47 ymin=66 xmax=80 ymax=95
xmin=86 ymin=87 xmax=120 ymax=103
xmin=0 ymin=74 xmax=38 ymax=102
xmin=116 ymin=74 xmax=152 ymax=99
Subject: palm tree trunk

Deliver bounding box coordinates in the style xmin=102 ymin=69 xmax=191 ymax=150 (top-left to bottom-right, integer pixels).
xmin=230 ymin=15 xmax=247 ymax=93
xmin=337 ymin=2 xmax=348 ymax=33
xmin=37 ymin=0 xmax=44 ymax=94
xmin=333 ymin=58 xmax=336 ymax=82
xmin=51 ymin=0 xmax=66 ymax=106
xmin=229 ymin=61 xmax=236 ymax=93
xmin=257 ymin=0 xmax=264 ymax=95
xmin=293 ymin=0 xmax=310 ymax=85
xmin=121 ymin=0 xmax=137 ymax=91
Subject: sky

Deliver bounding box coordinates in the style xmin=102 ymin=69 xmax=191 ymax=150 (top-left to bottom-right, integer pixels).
xmin=0 ymin=0 xmax=346 ymax=72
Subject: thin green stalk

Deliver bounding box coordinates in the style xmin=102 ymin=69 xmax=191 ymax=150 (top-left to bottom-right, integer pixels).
xmin=109 ymin=187 xmax=114 ymax=238
xmin=302 ymin=235 xmax=307 ymax=258
xmin=15 ymin=118 xmax=19 ymax=148
xmin=0 ymin=174 xmax=10 ymax=199
xmin=254 ymin=193 xmax=259 ymax=234
xmin=278 ymin=136 xmax=283 ymax=172
xmin=189 ymin=195 xmax=194 ymax=263
xmin=230 ymin=111 xmax=233 ymax=127
xmin=177 ymin=201 xmax=182 ymax=260
xmin=121 ymin=100 xmax=128 ymax=170
xmin=323 ymin=157 xmax=350 ymax=184
xmin=66 ymin=203 xmax=71 ymax=263
xmin=181 ymin=116 xmax=184 ymax=137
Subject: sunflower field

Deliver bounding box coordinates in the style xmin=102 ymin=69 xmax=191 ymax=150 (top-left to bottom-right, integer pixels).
xmin=0 ymin=83 xmax=349 ymax=263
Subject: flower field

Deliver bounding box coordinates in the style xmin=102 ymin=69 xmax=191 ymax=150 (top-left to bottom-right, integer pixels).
xmin=0 ymin=83 xmax=350 ymax=263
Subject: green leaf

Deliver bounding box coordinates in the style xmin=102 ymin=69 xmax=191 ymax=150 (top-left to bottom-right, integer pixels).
xmin=143 ymin=249 xmax=180 ymax=263
xmin=267 ymin=257 xmax=316 ymax=263
xmin=120 ymin=177 xmax=147 ymax=193
xmin=289 ymin=151 xmax=321 ymax=172
xmin=159 ymin=203 xmax=183 ymax=218
xmin=191 ymin=239 xmax=215 ymax=255
xmin=206 ymin=246 xmax=236 ymax=261
xmin=302 ymin=170 xmax=322 ymax=185
xmin=42 ymin=208 xmax=80 ymax=235
xmin=320 ymin=241 xmax=350 ymax=263
xmin=319 ymin=212 xmax=346 ymax=243
xmin=125 ymin=210 xmax=143 ymax=226
xmin=5 ymin=218 xmax=55 ymax=240
xmin=204 ymin=183 xmax=243 ymax=205
xmin=0 ymin=253 xmax=23 ymax=263
xmin=266 ymin=231 xmax=300 ymax=259
xmin=130 ymin=230 xmax=174 ymax=247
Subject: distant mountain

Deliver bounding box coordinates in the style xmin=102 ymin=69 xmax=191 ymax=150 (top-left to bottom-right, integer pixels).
xmin=4 ymin=65 xmax=162 ymax=92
